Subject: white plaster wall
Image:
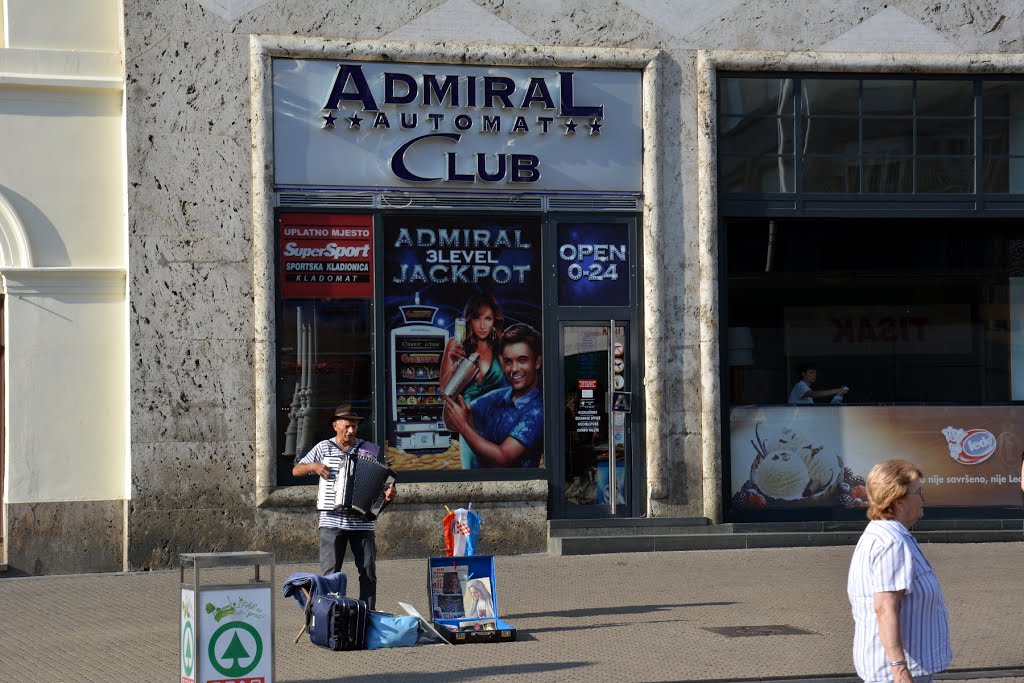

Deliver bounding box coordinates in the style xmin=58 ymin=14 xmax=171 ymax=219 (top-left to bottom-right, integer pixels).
xmin=5 ymin=0 xmax=121 ymax=53
xmin=0 ymin=0 xmax=126 ymax=512
xmin=0 ymin=87 xmax=124 ymax=267
xmin=3 ymin=271 xmax=127 ymax=503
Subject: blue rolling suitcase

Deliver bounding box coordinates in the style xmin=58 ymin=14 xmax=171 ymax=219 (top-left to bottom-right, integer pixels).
xmin=308 ymin=594 xmax=369 ymax=650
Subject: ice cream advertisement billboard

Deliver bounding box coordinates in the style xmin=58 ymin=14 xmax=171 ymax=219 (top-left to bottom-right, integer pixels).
xmin=730 ymin=405 xmax=1024 ymax=510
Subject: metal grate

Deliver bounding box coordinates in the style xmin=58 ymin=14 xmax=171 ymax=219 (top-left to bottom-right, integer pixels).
xmin=545 ymin=195 xmax=641 ymax=212
xmin=275 ymin=189 xmax=641 ymax=213
xmin=276 ymin=191 xmax=374 ymax=208
xmin=701 ymin=624 xmax=818 ymax=637
xmin=379 ymin=192 xmax=543 ymax=211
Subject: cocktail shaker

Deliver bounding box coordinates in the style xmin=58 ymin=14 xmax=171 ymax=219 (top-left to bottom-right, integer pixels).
xmin=442 ymin=352 xmax=481 ymax=398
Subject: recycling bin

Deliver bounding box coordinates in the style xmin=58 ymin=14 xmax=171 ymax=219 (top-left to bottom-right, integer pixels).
xmin=180 ymin=551 xmax=275 ymax=683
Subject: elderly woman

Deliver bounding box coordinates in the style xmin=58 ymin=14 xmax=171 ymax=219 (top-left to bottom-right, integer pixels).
xmin=847 ymin=460 xmax=952 ymax=683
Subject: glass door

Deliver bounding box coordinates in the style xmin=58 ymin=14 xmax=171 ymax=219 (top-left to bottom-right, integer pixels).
xmin=559 ymin=322 xmax=632 ymax=516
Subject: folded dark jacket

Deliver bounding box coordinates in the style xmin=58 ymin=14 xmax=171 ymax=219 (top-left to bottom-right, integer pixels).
xmin=282 ymin=571 xmax=347 ymax=609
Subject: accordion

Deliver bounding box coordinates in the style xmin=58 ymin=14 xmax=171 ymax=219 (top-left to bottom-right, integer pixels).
xmin=316 ymin=443 xmax=396 ymax=520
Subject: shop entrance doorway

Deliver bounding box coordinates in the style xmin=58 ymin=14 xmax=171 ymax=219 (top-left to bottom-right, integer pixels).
xmin=545 ymin=217 xmax=643 ymax=518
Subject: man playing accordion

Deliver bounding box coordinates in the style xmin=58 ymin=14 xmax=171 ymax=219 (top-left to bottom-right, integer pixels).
xmin=293 ymin=404 xmax=397 ymax=609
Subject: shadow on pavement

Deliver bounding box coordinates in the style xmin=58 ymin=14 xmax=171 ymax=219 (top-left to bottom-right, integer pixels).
xmin=525 ymin=617 xmax=688 ymax=635
xmin=287 ymin=661 xmax=591 ymax=683
xmin=506 ymin=601 xmax=737 ymax=620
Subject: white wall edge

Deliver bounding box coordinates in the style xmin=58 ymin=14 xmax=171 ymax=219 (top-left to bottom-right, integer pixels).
xmin=1 ymin=267 xmax=126 ymax=296
xmin=0 ymin=73 xmax=122 ymax=89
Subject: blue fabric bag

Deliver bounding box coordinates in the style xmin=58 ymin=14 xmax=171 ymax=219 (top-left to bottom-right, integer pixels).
xmin=366 ymin=611 xmax=420 ymax=649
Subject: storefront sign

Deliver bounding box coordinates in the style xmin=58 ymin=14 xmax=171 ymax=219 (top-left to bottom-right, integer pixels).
xmin=279 ymin=213 xmax=373 ymax=299
xmin=556 ymin=222 xmax=630 ymax=306
xmin=272 ymin=60 xmax=642 ymax=192
xmin=729 ymin=405 xmax=1024 ymax=511
xmin=383 ymin=216 xmax=543 ymax=471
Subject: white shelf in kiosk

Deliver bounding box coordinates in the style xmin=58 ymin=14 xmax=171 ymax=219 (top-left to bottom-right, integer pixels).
xmin=180 ymin=551 xmax=275 ymax=683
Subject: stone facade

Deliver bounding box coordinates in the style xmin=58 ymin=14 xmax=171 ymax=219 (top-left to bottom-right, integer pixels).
xmin=119 ymin=0 xmax=1024 ymax=570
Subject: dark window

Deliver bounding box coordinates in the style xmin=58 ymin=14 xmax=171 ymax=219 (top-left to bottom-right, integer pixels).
xmin=725 ymin=218 xmax=1024 ymax=405
xmin=717 ymin=75 xmax=1024 ymax=197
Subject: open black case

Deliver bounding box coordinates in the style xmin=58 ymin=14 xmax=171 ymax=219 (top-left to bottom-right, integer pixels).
xmin=427 ymin=555 xmax=517 ymax=644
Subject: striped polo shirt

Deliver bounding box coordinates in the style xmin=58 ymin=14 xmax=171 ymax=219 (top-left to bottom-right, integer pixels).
xmin=298 ymin=438 xmax=377 ymax=532
xmin=847 ymin=519 xmax=952 ymax=682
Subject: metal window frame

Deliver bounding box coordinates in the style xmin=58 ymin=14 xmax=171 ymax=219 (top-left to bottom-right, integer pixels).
xmin=717 ymin=72 xmax=1024 ymax=213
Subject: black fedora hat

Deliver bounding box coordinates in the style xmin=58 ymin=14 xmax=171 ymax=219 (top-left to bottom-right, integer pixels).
xmin=331 ymin=404 xmax=364 ymax=423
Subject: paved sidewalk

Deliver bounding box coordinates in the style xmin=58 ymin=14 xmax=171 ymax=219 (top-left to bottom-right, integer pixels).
xmin=0 ymin=543 xmax=1021 ymax=682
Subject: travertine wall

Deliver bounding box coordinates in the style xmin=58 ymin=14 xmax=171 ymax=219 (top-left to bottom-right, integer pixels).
xmin=123 ymin=0 xmax=1024 ymax=569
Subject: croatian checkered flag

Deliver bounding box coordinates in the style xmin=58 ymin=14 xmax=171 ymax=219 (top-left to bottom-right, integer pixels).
xmin=445 ymin=507 xmax=482 ymax=557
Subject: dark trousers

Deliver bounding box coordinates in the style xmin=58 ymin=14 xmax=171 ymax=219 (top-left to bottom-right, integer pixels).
xmin=319 ymin=527 xmax=377 ymax=609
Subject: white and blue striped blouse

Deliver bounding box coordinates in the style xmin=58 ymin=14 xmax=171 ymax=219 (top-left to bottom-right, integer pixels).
xmin=847 ymin=519 xmax=952 ymax=682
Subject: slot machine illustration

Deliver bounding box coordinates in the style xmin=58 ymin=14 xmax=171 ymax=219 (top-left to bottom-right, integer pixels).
xmin=390 ymin=294 xmax=450 ymax=451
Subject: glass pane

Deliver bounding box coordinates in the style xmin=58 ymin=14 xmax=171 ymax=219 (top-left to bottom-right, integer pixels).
xmin=803 ymin=116 xmax=859 ymax=154
xmin=803 ymin=157 xmax=859 ymax=193
xmin=719 ymin=155 xmax=794 ymax=193
xmin=990 ymin=158 xmax=1024 ymax=193
xmin=719 ymin=77 xmax=794 ymax=116
xmin=1011 ymin=158 xmax=1024 ymax=194
xmin=277 ymin=299 xmax=375 ymax=483
xmin=916 ymin=158 xmax=974 ymax=193
xmin=987 ymin=118 xmax=1024 ymax=155
xmin=863 ymin=118 xmax=914 ymax=155
xmin=802 ymin=79 xmax=859 ymax=115
xmin=719 ymin=116 xmax=793 ymax=155
xmin=983 ymin=156 xmax=1008 ymax=193
xmin=863 ymin=157 xmax=913 ymax=192
xmin=563 ymin=325 xmax=628 ymax=508
xmin=863 ymin=80 xmax=912 ymax=115
xmin=983 ymin=118 xmax=1011 ymax=156
xmin=917 ymin=80 xmax=974 ymax=116
xmin=983 ymin=81 xmax=1024 ymax=117
xmin=917 ymin=119 xmax=974 ymax=155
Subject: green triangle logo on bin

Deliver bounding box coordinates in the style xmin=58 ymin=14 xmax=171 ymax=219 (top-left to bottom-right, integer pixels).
xmin=181 ymin=622 xmax=194 ymax=676
xmin=209 ymin=621 xmax=262 ymax=678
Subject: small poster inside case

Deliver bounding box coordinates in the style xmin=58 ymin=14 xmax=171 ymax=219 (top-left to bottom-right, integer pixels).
xmin=427 ymin=556 xmax=516 ymax=644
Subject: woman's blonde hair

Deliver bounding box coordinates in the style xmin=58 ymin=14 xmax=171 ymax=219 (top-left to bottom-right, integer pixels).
xmin=866 ymin=459 xmax=923 ymax=520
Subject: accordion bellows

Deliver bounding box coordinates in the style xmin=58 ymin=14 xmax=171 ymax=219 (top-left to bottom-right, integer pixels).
xmin=316 ymin=446 xmax=396 ymax=520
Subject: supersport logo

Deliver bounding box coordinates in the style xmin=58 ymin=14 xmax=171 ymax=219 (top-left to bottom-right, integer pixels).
xmin=941 ymin=425 xmax=997 ymax=465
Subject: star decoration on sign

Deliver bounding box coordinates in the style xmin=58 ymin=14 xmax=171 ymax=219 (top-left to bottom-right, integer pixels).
xmin=588 ymin=118 xmax=603 ymax=136
xmin=347 ymin=113 xmax=363 ymax=129
xmin=563 ymin=118 xmax=577 ymax=135
xmin=321 ymin=110 xmax=337 ymax=129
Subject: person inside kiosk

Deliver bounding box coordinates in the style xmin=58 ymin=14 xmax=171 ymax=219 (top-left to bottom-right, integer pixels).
xmin=442 ymin=324 xmax=544 ymax=468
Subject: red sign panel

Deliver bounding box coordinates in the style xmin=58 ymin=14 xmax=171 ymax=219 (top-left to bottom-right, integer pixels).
xmin=279 ymin=213 xmax=373 ymax=299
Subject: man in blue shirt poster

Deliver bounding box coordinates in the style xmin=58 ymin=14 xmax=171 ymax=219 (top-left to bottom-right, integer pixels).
xmin=442 ymin=323 xmax=543 ymax=468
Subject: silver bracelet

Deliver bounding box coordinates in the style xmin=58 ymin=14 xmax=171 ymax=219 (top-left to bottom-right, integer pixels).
xmin=888 ymin=659 xmax=908 ymax=667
